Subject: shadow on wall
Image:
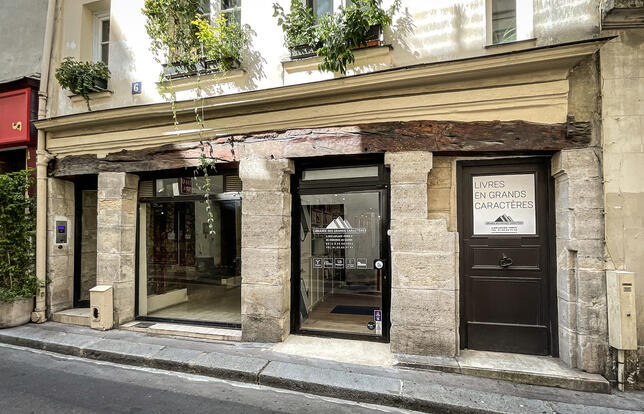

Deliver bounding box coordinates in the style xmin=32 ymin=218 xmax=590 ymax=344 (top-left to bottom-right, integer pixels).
xmin=452 ymin=3 xmax=466 ymax=55
xmin=386 ymin=6 xmax=419 ymax=63
xmin=200 ymin=25 xmax=267 ymax=96
xmin=235 ymin=25 xmax=267 ymax=91
xmin=533 ymin=0 xmax=599 ymax=45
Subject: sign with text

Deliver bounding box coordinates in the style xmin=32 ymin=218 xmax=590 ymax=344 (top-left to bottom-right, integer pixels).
xmin=312 ymin=216 xmax=366 ymax=249
xmin=472 ymin=173 xmax=536 ymax=235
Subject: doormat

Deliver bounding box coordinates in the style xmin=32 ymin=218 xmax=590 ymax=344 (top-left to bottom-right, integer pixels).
xmin=330 ymin=305 xmax=379 ymax=316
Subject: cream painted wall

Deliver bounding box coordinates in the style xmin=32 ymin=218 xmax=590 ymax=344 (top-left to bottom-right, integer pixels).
xmin=600 ymin=29 xmax=644 ymax=346
xmin=46 ymin=0 xmax=602 ymax=118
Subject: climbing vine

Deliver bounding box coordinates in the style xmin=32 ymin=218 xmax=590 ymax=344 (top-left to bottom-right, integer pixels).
xmin=142 ymin=0 xmax=248 ymax=234
xmin=0 ymin=170 xmax=37 ymax=303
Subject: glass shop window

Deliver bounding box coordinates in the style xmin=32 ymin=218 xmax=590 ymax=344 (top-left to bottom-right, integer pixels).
xmin=138 ymin=175 xmax=241 ymax=326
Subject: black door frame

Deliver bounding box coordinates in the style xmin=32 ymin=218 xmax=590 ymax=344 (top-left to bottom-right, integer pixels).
xmin=290 ymin=157 xmax=391 ymax=342
xmin=133 ymin=168 xmax=243 ymax=329
xmin=73 ymin=175 xmax=98 ymax=308
xmin=456 ymin=156 xmax=559 ymax=356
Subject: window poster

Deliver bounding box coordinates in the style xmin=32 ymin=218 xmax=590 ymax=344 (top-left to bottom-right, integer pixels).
xmin=472 ymin=173 xmax=536 ymax=235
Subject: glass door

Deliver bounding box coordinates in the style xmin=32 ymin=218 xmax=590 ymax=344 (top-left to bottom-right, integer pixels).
xmin=295 ymin=166 xmax=389 ymax=339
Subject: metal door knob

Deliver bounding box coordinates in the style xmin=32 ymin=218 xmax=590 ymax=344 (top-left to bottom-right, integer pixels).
xmin=500 ymin=254 xmax=513 ymax=268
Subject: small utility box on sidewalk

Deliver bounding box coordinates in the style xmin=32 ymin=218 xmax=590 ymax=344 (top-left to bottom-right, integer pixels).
xmin=606 ymin=271 xmax=637 ymax=350
xmin=606 ymin=270 xmax=637 ymax=391
xmin=90 ymin=285 xmax=113 ymax=331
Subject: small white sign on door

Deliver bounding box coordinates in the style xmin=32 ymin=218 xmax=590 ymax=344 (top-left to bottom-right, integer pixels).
xmin=472 ymin=173 xmax=536 ymax=235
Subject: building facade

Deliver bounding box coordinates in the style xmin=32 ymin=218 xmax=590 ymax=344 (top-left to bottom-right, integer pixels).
xmin=31 ymin=0 xmax=644 ymax=388
xmin=0 ymin=0 xmax=48 ymax=174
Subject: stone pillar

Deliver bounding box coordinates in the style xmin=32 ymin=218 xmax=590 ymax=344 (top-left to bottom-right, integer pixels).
xmin=385 ymin=152 xmax=459 ymax=356
xmin=46 ymin=178 xmax=75 ymax=314
xmin=552 ymin=148 xmax=608 ymax=374
xmin=96 ymin=172 xmax=139 ymax=326
xmin=239 ymin=158 xmax=294 ymax=342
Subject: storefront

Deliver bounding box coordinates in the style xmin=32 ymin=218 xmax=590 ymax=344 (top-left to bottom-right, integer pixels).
xmin=292 ymin=160 xmax=390 ymax=340
xmin=136 ymin=173 xmax=242 ymax=326
xmin=36 ymin=39 xmax=612 ymax=378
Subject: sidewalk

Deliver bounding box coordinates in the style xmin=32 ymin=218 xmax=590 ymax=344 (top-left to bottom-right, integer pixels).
xmin=0 ymin=322 xmax=642 ymax=413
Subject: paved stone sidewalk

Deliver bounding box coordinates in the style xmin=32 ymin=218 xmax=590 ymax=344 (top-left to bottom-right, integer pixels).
xmin=0 ymin=322 xmax=642 ymax=413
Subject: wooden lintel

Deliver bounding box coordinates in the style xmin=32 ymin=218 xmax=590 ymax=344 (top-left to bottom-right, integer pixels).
xmin=51 ymin=119 xmax=591 ymax=177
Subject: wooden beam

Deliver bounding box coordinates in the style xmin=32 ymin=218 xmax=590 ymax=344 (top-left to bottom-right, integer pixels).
xmin=51 ymin=119 xmax=591 ymax=177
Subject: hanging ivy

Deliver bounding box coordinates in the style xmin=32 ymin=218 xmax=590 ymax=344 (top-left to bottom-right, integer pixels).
xmin=273 ymin=0 xmax=400 ymax=74
xmin=55 ymin=57 xmax=111 ymax=111
xmin=0 ymin=170 xmax=37 ymax=303
xmin=142 ymin=0 xmax=250 ymax=234
xmin=143 ymin=0 xmax=248 ymax=73
xmin=142 ymin=0 xmax=206 ymax=65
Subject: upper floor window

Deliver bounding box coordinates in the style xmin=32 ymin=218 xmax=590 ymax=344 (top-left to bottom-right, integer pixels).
xmin=219 ymin=0 xmax=242 ymax=25
xmin=487 ymin=0 xmax=533 ymax=45
xmin=307 ymin=0 xmax=333 ymax=18
xmin=491 ymin=0 xmax=515 ymax=43
xmin=93 ymin=11 xmax=110 ymax=64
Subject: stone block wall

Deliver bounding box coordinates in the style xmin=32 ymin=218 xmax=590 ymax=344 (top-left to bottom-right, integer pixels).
xmin=46 ymin=178 xmax=75 ymax=314
xmin=96 ymin=172 xmax=139 ymax=326
xmin=552 ymin=149 xmax=609 ymax=374
xmin=427 ymin=157 xmax=457 ymax=231
xmin=239 ymin=158 xmax=294 ymax=342
xmin=385 ymin=151 xmax=459 ymax=356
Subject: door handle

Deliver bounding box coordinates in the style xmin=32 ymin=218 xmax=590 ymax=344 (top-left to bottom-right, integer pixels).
xmin=500 ymin=254 xmax=513 ymax=268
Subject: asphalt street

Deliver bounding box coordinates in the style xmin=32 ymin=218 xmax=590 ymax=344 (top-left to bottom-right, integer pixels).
xmin=0 ymin=344 xmax=422 ymax=414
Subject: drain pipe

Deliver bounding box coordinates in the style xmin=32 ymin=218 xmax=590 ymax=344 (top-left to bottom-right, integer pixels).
xmin=32 ymin=0 xmax=57 ymax=323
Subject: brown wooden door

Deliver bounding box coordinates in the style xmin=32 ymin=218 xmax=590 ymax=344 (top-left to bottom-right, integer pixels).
xmin=458 ymin=158 xmax=556 ymax=356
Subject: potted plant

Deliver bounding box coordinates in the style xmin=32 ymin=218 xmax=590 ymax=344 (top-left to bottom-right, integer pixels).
xmin=272 ymin=0 xmax=317 ymax=59
xmin=273 ymin=0 xmax=399 ymax=73
xmin=55 ymin=57 xmax=110 ymax=111
xmin=143 ymin=0 xmax=248 ymax=81
xmin=0 ymin=170 xmax=38 ymax=329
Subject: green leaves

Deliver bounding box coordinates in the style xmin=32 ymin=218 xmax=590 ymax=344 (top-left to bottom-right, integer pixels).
xmin=143 ymin=0 xmax=248 ymax=73
xmin=192 ymin=14 xmax=249 ymax=72
xmin=55 ymin=57 xmax=111 ymax=111
xmin=143 ymin=0 xmax=204 ymax=64
xmin=0 ymin=170 xmax=37 ymax=303
xmin=273 ymin=0 xmax=316 ymax=48
xmin=273 ymin=0 xmax=399 ymax=74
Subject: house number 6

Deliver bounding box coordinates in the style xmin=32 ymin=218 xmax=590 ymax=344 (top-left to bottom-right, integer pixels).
xmin=11 ymin=121 xmax=22 ymax=131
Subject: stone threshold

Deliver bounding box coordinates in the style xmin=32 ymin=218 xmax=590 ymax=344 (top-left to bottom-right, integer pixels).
xmin=396 ymin=349 xmax=611 ymax=394
xmin=120 ymin=321 xmax=241 ymax=342
xmin=51 ymin=308 xmax=91 ymax=327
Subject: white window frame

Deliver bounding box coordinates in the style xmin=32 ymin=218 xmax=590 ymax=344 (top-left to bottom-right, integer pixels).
xmin=218 ymin=0 xmax=241 ymax=25
xmin=93 ymin=10 xmax=110 ymax=64
xmin=486 ymin=0 xmax=533 ymax=45
xmin=307 ymin=0 xmax=347 ymax=18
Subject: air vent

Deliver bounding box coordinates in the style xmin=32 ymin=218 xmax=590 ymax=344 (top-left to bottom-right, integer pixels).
xmin=139 ymin=180 xmax=153 ymax=198
xmin=224 ymin=175 xmax=242 ymax=192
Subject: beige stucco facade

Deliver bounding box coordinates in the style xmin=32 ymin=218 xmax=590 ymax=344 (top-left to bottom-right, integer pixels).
xmin=600 ymin=2 xmax=644 ymax=386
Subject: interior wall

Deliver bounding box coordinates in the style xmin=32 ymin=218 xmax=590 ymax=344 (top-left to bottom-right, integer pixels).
xmin=80 ymin=190 xmax=98 ymax=302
